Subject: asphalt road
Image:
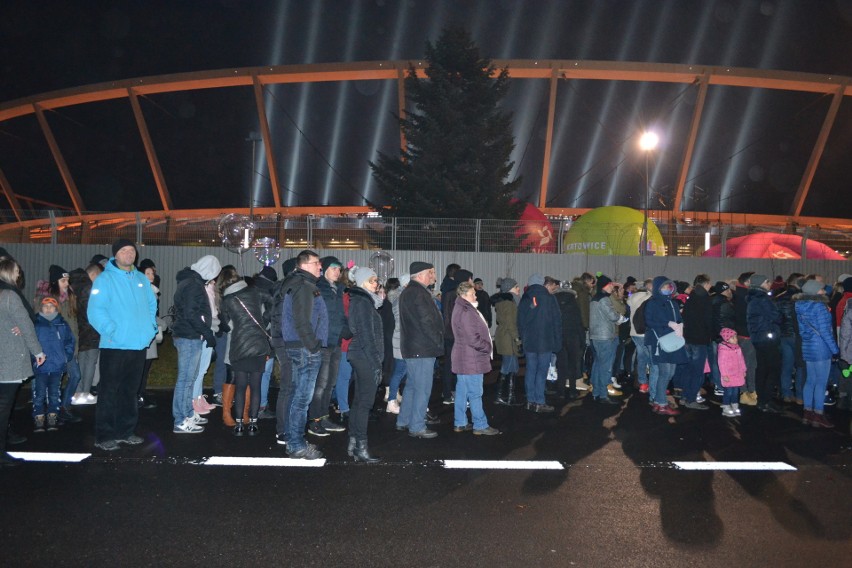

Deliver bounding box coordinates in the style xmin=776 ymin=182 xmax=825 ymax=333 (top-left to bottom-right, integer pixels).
xmin=3 ymin=380 xmax=851 ymax=567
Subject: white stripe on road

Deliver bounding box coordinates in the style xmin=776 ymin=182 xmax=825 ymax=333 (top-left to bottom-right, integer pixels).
xmin=8 ymin=452 xmax=91 ymax=463
xmin=673 ymin=461 xmax=796 ymax=471
xmin=442 ymin=460 xmax=564 ymax=470
xmin=204 ymin=456 xmax=327 ymax=467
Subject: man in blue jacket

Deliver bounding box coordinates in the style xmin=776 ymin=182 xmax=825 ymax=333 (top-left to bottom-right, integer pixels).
xmin=88 ymin=239 xmax=157 ymax=451
xmin=746 ymin=274 xmax=783 ymax=413
xmin=517 ymin=273 xmax=562 ymax=412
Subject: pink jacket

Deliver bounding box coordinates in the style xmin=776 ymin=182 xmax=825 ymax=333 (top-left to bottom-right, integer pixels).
xmin=717 ymin=342 xmax=746 ymax=387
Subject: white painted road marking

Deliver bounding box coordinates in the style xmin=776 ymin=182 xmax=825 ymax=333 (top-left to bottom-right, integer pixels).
xmin=8 ymin=452 xmax=91 ymax=463
xmin=442 ymin=460 xmax=564 ymax=470
xmin=204 ymin=456 xmax=327 ymax=467
xmin=673 ymin=461 xmax=797 ymax=471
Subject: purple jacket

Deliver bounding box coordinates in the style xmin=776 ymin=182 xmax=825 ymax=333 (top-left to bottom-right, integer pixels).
xmin=451 ymin=296 xmax=493 ymax=375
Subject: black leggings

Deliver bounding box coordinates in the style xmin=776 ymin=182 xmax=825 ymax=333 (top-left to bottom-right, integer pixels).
xmin=233 ymin=371 xmax=262 ymax=420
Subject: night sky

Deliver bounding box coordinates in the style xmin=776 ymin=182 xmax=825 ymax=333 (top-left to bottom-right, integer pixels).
xmin=2 ymin=0 xmax=852 ymax=219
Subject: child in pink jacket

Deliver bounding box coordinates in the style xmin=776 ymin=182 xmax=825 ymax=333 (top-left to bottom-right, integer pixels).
xmin=718 ymin=328 xmax=746 ymax=417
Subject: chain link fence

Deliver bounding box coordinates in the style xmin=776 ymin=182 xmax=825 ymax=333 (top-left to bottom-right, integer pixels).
xmin=1 ymin=210 xmax=850 ymax=259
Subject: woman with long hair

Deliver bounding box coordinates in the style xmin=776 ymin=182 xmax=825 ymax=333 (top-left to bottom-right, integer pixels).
xmin=0 ymin=257 xmax=45 ymax=466
xmin=219 ymin=267 xmax=271 ymax=436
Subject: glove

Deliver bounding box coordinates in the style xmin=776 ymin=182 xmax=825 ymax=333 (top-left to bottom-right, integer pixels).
xmin=204 ymin=335 xmax=217 ymax=349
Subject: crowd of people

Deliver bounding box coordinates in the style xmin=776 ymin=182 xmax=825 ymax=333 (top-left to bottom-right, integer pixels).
xmin=2 ymin=240 xmax=852 ymax=467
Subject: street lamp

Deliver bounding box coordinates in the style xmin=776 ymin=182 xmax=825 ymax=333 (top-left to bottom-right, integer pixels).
xmin=638 ymin=131 xmax=659 ymax=256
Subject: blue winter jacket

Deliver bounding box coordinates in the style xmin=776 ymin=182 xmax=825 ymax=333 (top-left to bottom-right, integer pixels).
xmin=644 ymin=276 xmax=687 ymax=364
xmin=793 ymin=293 xmax=839 ymax=361
xmin=317 ymin=276 xmax=346 ymax=347
xmin=746 ymin=287 xmax=781 ymax=345
xmin=517 ymin=283 xmax=562 ymax=353
xmin=32 ymin=313 xmax=75 ymax=375
xmin=88 ymin=258 xmax=158 ymax=350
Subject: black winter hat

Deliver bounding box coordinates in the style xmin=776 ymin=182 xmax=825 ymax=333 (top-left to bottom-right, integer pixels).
xmin=843 ymin=277 xmax=852 ymax=293
xmin=281 ymin=257 xmax=298 ymax=277
xmin=454 ymin=269 xmax=473 ymax=283
xmin=259 ymin=265 xmax=278 ymax=282
xmin=409 ymin=261 xmax=434 ymax=275
xmin=49 ymin=264 xmax=69 ymax=284
xmin=138 ymin=259 xmax=156 ymax=271
xmin=596 ymin=274 xmax=613 ymax=292
xmin=90 ymin=254 xmax=108 ymax=266
xmin=111 ymin=238 xmax=136 ymax=257
xmin=712 ymin=281 xmax=730 ymax=294
xmin=321 ymin=256 xmax=342 ymax=273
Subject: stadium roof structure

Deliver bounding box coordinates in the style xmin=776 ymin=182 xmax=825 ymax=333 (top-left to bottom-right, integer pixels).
xmin=2 ymin=59 xmax=852 ymax=233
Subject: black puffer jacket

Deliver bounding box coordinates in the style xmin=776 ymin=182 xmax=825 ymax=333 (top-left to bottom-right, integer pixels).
xmin=712 ymin=294 xmax=736 ymax=341
xmin=733 ymin=284 xmax=750 ymax=337
xmin=70 ymin=268 xmax=100 ymax=352
xmin=172 ymin=267 xmax=215 ymax=346
xmin=347 ymin=286 xmax=384 ymax=370
xmin=553 ymin=288 xmax=585 ymax=344
xmin=683 ymin=285 xmax=713 ymax=344
xmin=220 ymin=280 xmax=271 ymax=363
xmin=774 ymin=285 xmax=799 ymax=338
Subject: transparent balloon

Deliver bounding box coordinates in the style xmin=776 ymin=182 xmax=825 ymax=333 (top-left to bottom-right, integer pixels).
xmin=254 ymin=237 xmax=280 ymax=267
xmin=218 ymin=214 xmax=257 ymax=254
xmin=368 ymin=251 xmax=394 ymax=283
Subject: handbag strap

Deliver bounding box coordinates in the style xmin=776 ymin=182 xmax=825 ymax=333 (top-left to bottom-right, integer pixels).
xmin=235 ymin=297 xmax=271 ymax=339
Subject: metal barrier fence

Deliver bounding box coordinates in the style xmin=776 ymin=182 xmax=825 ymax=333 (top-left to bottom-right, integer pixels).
xmin=1 ymin=211 xmax=850 ymax=259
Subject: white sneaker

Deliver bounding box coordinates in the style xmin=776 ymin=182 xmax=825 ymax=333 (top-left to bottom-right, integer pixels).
xmin=610 ymin=376 xmax=622 ymax=389
xmin=383 ymin=386 xmax=390 ymax=402
xmin=191 ymin=412 xmax=208 ymax=425
xmin=575 ymin=378 xmax=589 ymax=391
xmin=732 ymin=403 xmax=741 ymax=416
xmin=173 ymin=418 xmax=204 ymax=433
xmin=722 ymin=405 xmax=737 ymax=417
xmin=696 ymin=393 xmax=706 ymax=404
xmin=386 ymin=400 xmax=400 ymax=414
xmin=70 ymin=393 xmax=86 ymax=406
xmin=85 ymin=393 xmax=97 ymax=404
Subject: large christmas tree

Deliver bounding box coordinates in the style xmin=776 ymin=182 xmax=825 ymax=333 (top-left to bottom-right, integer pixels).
xmin=370 ymin=27 xmax=522 ymax=220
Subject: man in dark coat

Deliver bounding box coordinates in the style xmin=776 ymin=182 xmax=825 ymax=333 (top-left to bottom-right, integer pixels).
xmin=398 ymin=261 xmax=443 ymax=438
xmin=548 ymin=277 xmax=584 ymax=401
xmin=681 ymin=274 xmax=713 ymax=409
xmin=517 ymin=273 xmax=562 ymax=412
xmin=747 ymin=274 xmax=783 ymax=413
xmin=473 ymin=278 xmax=492 ymax=328
xmin=774 ymin=273 xmax=805 ymax=403
xmin=734 ymin=271 xmax=758 ymax=405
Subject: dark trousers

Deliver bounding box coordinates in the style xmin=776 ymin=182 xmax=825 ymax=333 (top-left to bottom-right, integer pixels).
xmin=684 ymin=343 xmax=709 ymax=402
xmin=95 ymin=348 xmax=146 ymax=443
xmin=0 ymin=382 xmax=19 ymax=452
xmin=348 ymin=356 xmax=380 ymax=442
xmin=309 ymin=346 xmax=341 ymax=421
xmin=442 ymin=338 xmax=455 ymax=398
xmin=754 ymin=340 xmax=781 ymax=404
xmin=274 ymin=346 xmax=294 ymax=436
xmin=234 ymin=371 xmax=262 ymax=420
xmin=556 ymin=336 xmax=583 ymax=393
xmin=138 ymin=358 xmax=154 ymax=398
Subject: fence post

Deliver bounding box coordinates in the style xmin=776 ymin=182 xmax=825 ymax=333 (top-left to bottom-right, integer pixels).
xmin=557 ymin=218 xmax=565 ymax=254
xmin=307 ymin=216 xmax=314 ymax=248
xmin=721 ymin=226 xmax=729 ymax=258
xmin=136 ymin=212 xmax=143 ymax=245
xmin=801 ymin=226 xmax=809 ymax=260
xmin=391 ymin=217 xmax=397 ymax=250
xmin=49 ymin=210 xmax=57 ymax=245
xmin=475 ymin=219 xmax=481 ymax=252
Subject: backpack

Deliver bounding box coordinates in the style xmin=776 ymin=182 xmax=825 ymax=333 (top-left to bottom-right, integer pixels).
xmin=632 ymin=300 xmax=647 ymax=335
xmin=268 ymin=278 xmax=293 ymax=340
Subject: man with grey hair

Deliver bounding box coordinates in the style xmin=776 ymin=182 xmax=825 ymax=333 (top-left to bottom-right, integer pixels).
xmin=397 ymin=261 xmax=443 ymax=438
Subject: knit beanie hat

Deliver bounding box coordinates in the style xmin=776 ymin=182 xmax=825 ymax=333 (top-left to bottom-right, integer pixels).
xmin=720 ymin=328 xmax=737 ymax=342
xmin=596 ymin=274 xmax=613 ymax=292
xmin=712 ymin=281 xmax=730 ymax=294
xmin=500 ymin=278 xmax=518 ymax=293
xmin=409 ymin=261 xmax=434 ymax=276
xmin=321 ymin=256 xmax=342 ymax=273
xmin=138 ymin=259 xmax=156 ymax=272
xmin=111 ymin=238 xmax=136 ymax=257
xmin=750 ymin=274 xmax=769 ymax=288
xmin=191 ymin=255 xmax=223 ymax=282
xmin=259 ymin=265 xmax=278 ymax=282
xmin=281 ymin=257 xmax=297 ymax=277
xmin=351 ymin=266 xmax=377 ymax=287
xmin=802 ymin=279 xmax=824 ymax=295
xmin=49 ymin=264 xmax=69 ymax=284
xmin=90 ymin=254 xmax=108 ymax=266
xmin=528 ymin=273 xmax=545 ymax=287
xmin=843 ymin=277 xmax=852 ymax=293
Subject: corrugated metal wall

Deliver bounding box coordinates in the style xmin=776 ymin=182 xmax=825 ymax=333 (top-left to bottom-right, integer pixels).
xmin=3 ymin=243 xmax=850 ymax=316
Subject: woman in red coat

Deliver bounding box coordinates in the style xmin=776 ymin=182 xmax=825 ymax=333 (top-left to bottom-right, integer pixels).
xmin=451 ymin=282 xmax=500 ymax=435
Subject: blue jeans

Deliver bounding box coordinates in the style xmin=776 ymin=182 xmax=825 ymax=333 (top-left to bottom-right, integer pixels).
xmin=260 ymin=356 xmax=274 ymax=408
xmin=398 ymin=357 xmax=435 ymax=434
xmin=709 ymin=342 xmax=721 ymax=389
xmin=524 ymin=351 xmax=552 ymax=405
xmin=61 ymin=357 xmax=81 ymax=408
xmin=652 ymin=362 xmax=677 ymax=406
xmin=722 ymin=386 xmax=738 ymax=406
xmin=173 ymin=337 xmax=203 ymax=427
xmin=779 ymin=336 xmax=803 ymax=399
xmin=684 ymin=343 xmax=708 ymax=403
xmin=285 ymin=347 xmax=321 ymax=452
xmin=335 ymin=354 xmax=353 ymax=413
xmin=591 ymin=339 xmax=617 ymax=399
xmin=633 ymin=336 xmax=650 ymax=385
xmin=500 ymin=354 xmax=519 ymax=374
xmin=455 ymin=374 xmax=489 ymax=430
xmin=804 ymin=359 xmax=831 ymax=412
xmin=388 ymin=358 xmax=407 ymax=402
xmin=33 ymin=372 xmax=62 ymax=416
xmin=192 ymin=345 xmax=213 ymax=399
xmin=212 ymin=332 xmax=229 ymax=394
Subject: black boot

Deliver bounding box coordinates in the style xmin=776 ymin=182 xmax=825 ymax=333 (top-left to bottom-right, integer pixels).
xmin=352 ymin=439 xmax=381 ymax=463
xmin=233 ymin=419 xmax=245 ymax=437
xmin=506 ymin=373 xmax=523 ymax=406
xmin=495 ymin=374 xmax=509 ymax=405
xmin=247 ymin=418 xmax=259 ymax=436
xmin=347 ymin=436 xmax=356 ymax=457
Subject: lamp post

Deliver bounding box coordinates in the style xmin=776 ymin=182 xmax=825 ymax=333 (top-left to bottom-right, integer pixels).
xmin=638 ymin=131 xmax=659 ymax=256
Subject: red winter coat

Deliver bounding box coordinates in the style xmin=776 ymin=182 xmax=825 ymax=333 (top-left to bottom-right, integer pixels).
xmin=717 ymin=341 xmax=746 ymax=388
xmin=451 ymin=297 xmax=493 ymax=375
